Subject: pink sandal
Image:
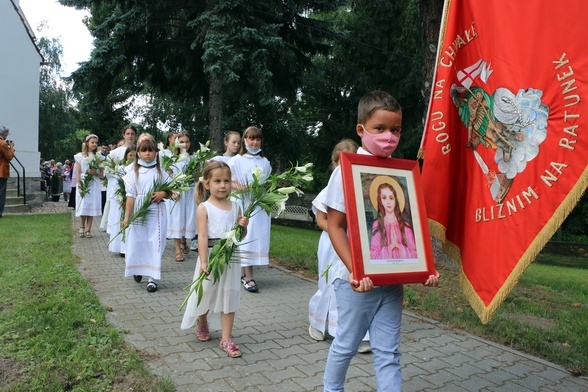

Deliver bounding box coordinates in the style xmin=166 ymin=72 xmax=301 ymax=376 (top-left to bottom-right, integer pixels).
xmin=219 ymin=338 xmax=242 ymax=358
xmin=196 ymin=321 xmax=210 ymax=342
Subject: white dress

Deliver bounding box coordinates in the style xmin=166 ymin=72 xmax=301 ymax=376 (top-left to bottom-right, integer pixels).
xmin=166 ymin=160 xmax=187 ymax=239
xmin=74 ymin=152 xmax=102 ymax=217
xmin=308 ymin=188 xmax=339 ymax=336
xmin=123 ymin=166 xmax=170 ymax=280
xmin=228 ymin=154 xmax=272 ymax=267
xmin=107 ymin=160 xmax=132 ymax=253
xmin=102 ymin=147 xmax=127 ymax=232
xmin=181 ymin=201 xmax=242 ymax=329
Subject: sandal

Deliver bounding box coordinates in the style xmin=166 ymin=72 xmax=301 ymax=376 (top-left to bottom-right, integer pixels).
xmin=220 ymin=338 xmax=242 ymax=358
xmin=84 ymin=231 xmax=93 ymax=238
xmin=181 ymin=239 xmax=190 ymax=254
xmin=196 ymin=321 xmax=210 ymax=341
xmin=78 ymin=227 xmax=85 ymax=237
xmin=242 ymin=279 xmax=258 ymax=293
xmin=175 ymin=252 xmax=185 ymax=262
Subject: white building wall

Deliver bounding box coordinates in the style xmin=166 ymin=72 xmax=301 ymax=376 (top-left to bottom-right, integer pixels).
xmin=0 ymin=0 xmax=42 ymax=184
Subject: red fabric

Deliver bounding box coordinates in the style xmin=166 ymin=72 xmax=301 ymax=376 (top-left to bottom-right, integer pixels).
xmin=0 ymin=139 xmax=15 ymax=178
xmin=421 ymin=0 xmax=588 ymax=323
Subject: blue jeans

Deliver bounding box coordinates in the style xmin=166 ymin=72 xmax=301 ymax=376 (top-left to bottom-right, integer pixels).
xmin=324 ymin=278 xmax=403 ymax=392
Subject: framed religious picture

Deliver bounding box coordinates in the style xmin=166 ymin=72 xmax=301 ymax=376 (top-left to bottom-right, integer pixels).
xmin=339 ymin=152 xmax=435 ymax=286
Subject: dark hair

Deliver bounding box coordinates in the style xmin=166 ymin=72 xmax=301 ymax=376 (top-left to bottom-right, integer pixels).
xmin=175 ymin=131 xmax=194 ymax=155
xmin=357 ymin=90 xmax=401 ymax=124
xmin=122 ymin=124 xmax=137 ymax=136
xmin=123 ymin=146 xmax=136 ymax=164
xmin=372 ymin=183 xmax=409 ymax=247
xmin=238 ymin=126 xmax=264 ymax=156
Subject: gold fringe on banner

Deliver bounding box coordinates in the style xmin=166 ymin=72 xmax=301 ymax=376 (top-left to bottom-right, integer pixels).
xmin=428 ymin=165 xmax=587 ymax=324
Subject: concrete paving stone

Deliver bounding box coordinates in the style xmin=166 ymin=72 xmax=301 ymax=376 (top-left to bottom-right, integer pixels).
xmin=458 ymin=374 xmax=495 ymax=391
xmin=478 ymin=368 xmax=518 ymax=385
xmin=70 ymin=217 xmax=588 ymax=392
xmin=263 ymin=366 xmax=306 ymax=383
xmin=291 ymin=373 xmax=327 ymax=390
xmin=225 ymin=373 xmax=273 ymax=390
xmin=415 ymin=357 xmax=456 ymax=374
xmin=265 ymin=355 xmax=313 ymax=370
xmin=503 ymin=360 xmax=546 ymax=377
xmin=444 ymin=362 xmax=484 ymax=379
xmin=401 ymin=375 xmax=437 ymax=391
xmin=297 ymin=362 xmax=327 ymax=377
xmin=402 ymin=362 xmax=434 ymax=379
xmin=197 ymin=366 xmax=242 ymax=383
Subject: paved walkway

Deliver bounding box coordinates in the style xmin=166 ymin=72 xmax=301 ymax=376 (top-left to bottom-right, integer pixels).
xmin=72 ymin=219 xmax=587 ymax=392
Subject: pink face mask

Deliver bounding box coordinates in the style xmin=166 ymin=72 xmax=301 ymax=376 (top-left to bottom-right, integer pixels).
xmin=361 ymin=125 xmax=400 ymax=157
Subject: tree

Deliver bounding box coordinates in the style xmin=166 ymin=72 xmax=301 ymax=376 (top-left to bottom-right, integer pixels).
xmin=37 ymin=36 xmax=81 ymax=162
xmin=60 ymin=0 xmax=342 ymax=152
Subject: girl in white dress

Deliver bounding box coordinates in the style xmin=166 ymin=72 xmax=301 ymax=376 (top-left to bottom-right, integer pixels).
xmin=75 ymin=134 xmax=104 ymax=238
xmin=181 ymin=161 xmax=249 ymax=358
xmin=108 ymin=147 xmax=136 ymax=255
xmin=106 ymin=125 xmax=137 ymax=255
xmin=166 ymin=132 xmax=191 ymax=261
xmin=210 ymin=131 xmax=241 ymax=164
xmin=228 ymin=126 xmax=272 ymax=293
xmin=122 ymin=138 xmax=171 ymax=293
xmin=308 ymin=139 xmax=370 ymax=352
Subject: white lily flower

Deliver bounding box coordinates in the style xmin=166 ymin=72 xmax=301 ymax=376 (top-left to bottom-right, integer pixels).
xmin=275 ymin=198 xmax=287 ymax=217
xmin=252 ymin=165 xmax=263 ymax=181
xmin=294 ymin=162 xmax=314 ymax=173
xmin=301 ymin=174 xmax=313 ymax=182
xmin=177 ymin=152 xmax=189 ymax=162
xmin=277 ymin=186 xmax=296 ymax=195
xmin=199 ymin=142 xmax=210 ymax=152
xmin=221 ymin=229 xmax=238 ymax=247
xmin=157 ymin=142 xmax=165 ymax=152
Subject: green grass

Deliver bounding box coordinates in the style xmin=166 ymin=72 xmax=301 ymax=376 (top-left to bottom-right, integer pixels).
xmin=270 ymin=224 xmax=587 ymax=376
xmin=269 ymin=225 xmax=321 ymax=273
xmin=0 ymin=213 xmax=174 ymax=392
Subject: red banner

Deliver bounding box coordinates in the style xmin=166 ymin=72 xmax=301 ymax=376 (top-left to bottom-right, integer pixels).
xmin=420 ymin=0 xmax=588 ymax=323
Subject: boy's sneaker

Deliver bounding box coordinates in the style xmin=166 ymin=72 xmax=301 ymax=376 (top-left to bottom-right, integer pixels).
xmin=147 ymin=282 xmax=158 ymax=293
xmin=190 ymin=239 xmax=198 ymax=251
xmin=357 ymin=341 xmax=372 ymax=354
xmin=309 ymin=325 xmax=325 ymax=341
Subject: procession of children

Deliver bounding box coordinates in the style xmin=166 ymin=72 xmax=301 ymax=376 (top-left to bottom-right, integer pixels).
xmin=70 ymin=90 xmax=439 ymax=391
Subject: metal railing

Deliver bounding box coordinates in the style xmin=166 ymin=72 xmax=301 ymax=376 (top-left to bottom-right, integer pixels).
xmin=9 ymin=154 xmax=26 ymax=204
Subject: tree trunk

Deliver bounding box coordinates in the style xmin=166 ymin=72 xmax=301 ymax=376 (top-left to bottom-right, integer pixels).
xmin=420 ymin=0 xmax=445 ymax=120
xmin=208 ymin=74 xmax=223 ymax=152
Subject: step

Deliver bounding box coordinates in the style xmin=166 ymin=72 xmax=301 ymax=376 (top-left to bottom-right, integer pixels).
xmin=4 ymin=196 xmax=25 ymax=206
xmin=3 ymin=204 xmax=32 ymax=214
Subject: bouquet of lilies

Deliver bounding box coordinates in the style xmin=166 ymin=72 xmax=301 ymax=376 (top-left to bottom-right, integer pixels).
xmin=109 ymin=172 xmax=193 ymax=244
xmin=182 ymin=141 xmax=217 ymax=186
xmin=158 ymin=139 xmax=189 ymax=172
xmin=180 ymin=162 xmax=313 ymax=309
xmin=101 ymin=155 xmax=125 ymax=187
xmin=78 ymin=153 xmax=104 ymax=201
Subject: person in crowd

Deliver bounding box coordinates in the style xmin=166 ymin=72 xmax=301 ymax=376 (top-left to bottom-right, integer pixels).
xmin=181 ymin=160 xmax=248 ymax=358
xmin=308 ymin=138 xmax=371 ymax=352
xmin=62 ymin=159 xmax=72 ymax=203
xmin=166 ymin=131 xmax=195 ymax=261
xmin=322 ymin=90 xmax=439 ymax=392
xmin=75 ymin=134 xmax=104 ymax=238
xmin=122 ymin=137 xmax=170 ymax=293
xmin=229 ymin=126 xmax=272 ymax=293
xmin=0 ymin=126 xmax=15 ymax=218
xmin=106 ymin=125 xmax=137 ymax=256
xmin=211 ymin=131 xmax=241 ymax=164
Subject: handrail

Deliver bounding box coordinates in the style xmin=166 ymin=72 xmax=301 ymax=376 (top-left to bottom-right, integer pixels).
xmin=8 ymin=154 xmax=26 ymax=205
